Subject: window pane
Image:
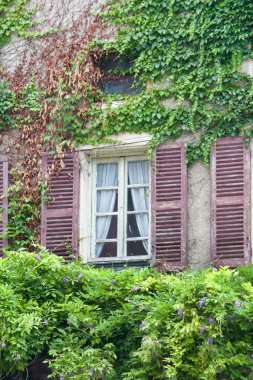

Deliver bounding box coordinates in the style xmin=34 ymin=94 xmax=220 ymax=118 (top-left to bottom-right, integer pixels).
xmin=127 ymin=240 xmax=148 ymax=256
xmin=127 ymin=213 xmax=149 ymax=238
xmin=96 ymin=215 xmax=117 ymax=240
xmin=96 ymin=190 xmax=118 ymax=212
xmin=97 ymin=163 xmax=118 ymax=187
xmin=127 ymin=187 xmax=149 ymax=211
xmin=96 ymin=242 xmax=117 ymax=258
xmin=128 ymin=161 xmax=149 ymax=185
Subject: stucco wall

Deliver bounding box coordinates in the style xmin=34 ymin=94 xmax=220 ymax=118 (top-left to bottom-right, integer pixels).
xmin=240 ymin=59 xmax=253 ymax=77
xmin=187 ymin=161 xmax=211 ymax=269
xmin=0 ymin=0 xmax=105 ymax=74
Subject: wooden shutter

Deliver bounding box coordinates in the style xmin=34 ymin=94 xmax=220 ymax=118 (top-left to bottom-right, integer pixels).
xmin=211 ymin=137 xmax=251 ymax=267
xmin=41 ymin=152 xmax=79 ymax=259
xmin=151 ymin=141 xmax=187 ymax=270
xmin=0 ymin=156 xmax=8 ymax=257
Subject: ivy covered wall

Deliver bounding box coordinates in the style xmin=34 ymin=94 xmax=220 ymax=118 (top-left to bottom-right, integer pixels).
xmin=0 ymin=0 xmax=252 ymax=257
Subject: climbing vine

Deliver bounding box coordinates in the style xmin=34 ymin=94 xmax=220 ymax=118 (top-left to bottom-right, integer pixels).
xmin=0 ymin=0 xmax=253 ymax=247
xmin=0 ymin=0 xmax=34 ymax=47
xmin=0 ymin=2 xmax=107 ymax=248
xmin=86 ymin=0 xmax=253 ymax=163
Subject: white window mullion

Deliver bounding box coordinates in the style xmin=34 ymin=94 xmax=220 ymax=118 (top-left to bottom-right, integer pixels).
xmin=117 ymin=158 xmax=125 ymax=258
xmin=124 ymin=157 xmax=129 ymax=257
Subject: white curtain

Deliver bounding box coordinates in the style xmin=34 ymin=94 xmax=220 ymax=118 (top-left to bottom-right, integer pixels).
xmin=96 ymin=163 xmax=117 ymax=257
xmin=128 ymin=161 xmax=149 ymax=253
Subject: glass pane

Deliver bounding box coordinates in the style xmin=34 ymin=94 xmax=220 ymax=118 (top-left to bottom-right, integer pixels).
xmin=96 ymin=190 xmax=118 ymax=212
xmin=96 ymin=215 xmax=117 ymax=240
xmin=127 ymin=213 xmax=149 ymax=238
xmin=97 ymin=163 xmax=118 ymax=187
xmin=128 ymin=161 xmax=149 ymax=185
xmin=127 ymin=187 xmax=149 ymax=211
xmin=127 ymin=240 xmax=148 ymax=256
xmin=96 ymin=242 xmax=117 ymax=258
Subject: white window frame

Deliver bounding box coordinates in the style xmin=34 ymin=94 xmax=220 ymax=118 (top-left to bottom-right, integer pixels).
xmin=79 ymin=133 xmax=152 ymax=263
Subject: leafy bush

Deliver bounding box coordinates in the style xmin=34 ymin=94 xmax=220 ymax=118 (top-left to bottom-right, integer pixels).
xmin=0 ymin=249 xmax=252 ymax=379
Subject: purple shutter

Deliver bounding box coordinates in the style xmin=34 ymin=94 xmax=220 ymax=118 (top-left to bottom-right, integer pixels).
xmin=152 ymin=141 xmax=187 ymax=270
xmin=0 ymin=156 xmax=8 ymax=257
xmin=41 ymin=152 xmax=79 ymax=259
xmin=211 ymin=137 xmax=251 ymax=267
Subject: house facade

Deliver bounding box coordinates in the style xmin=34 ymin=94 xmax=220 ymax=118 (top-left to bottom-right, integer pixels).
xmin=0 ymin=0 xmax=252 ymax=270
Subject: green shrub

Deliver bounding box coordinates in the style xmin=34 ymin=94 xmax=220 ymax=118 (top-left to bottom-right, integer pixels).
xmin=0 ymin=249 xmax=252 ymax=379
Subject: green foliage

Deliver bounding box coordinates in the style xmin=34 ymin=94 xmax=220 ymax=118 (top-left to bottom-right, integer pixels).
xmin=0 ymin=250 xmax=252 ymax=379
xmin=0 ymin=0 xmax=34 ymax=47
xmin=0 ymin=81 xmax=17 ymax=130
xmin=7 ymin=170 xmax=39 ymax=250
xmin=0 ymin=80 xmax=44 ymax=132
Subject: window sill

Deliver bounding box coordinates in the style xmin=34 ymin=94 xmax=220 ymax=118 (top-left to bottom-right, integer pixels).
xmin=85 ymin=258 xmax=151 ymax=270
xmin=87 ymin=256 xmax=151 ymax=264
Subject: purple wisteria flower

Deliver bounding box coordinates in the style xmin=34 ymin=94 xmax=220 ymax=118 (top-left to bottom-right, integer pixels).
xmin=139 ymin=321 xmax=145 ymax=330
xmin=177 ymin=309 xmax=184 ymax=316
xmin=199 ymin=297 xmax=206 ymax=308
xmin=89 ymin=368 xmax=94 ymax=375
xmin=1 ymin=342 xmax=6 ymax=349
xmin=235 ymin=300 xmax=242 ymax=308
xmin=131 ymin=285 xmax=140 ymax=292
xmin=199 ymin=325 xmax=206 ymax=334
xmin=35 ymin=254 xmax=41 ymax=261
xmin=207 ymin=337 xmax=214 ymax=345
xmin=77 ymin=273 xmax=83 ymax=281
xmin=63 ymin=277 xmax=69 ymax=283
xmin=60 ymin=376 xmax=65 ymax=380
xmin=208 ymin=317 xmax=215 ymax=324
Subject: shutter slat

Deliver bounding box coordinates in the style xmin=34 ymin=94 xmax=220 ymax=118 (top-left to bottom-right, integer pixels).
xmin=0 ymin=156 xmax=8 ymax=257
xmin=152 ymin=141 xmax=187 ymax=270
xmin=211 ymin=137 xmax=251 ymax=267
xmin=41 ymin=153 xmax=79 ymax=259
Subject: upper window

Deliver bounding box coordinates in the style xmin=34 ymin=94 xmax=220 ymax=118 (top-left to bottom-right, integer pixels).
xmin=97 ymin=53 xmax=143 ymax=95
xmin=91 ymin=157 xmax=150 ymax=260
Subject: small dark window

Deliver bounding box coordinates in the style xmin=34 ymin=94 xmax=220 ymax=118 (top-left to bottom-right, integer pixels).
xmin=97 ymin=54 xmax=143 ymax=95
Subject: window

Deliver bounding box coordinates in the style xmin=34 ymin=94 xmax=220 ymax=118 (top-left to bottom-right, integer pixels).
xmin=92 ymin=157 xmax=150 ymax=260
xmin=79 ymin=133 xmax=152 ymax=263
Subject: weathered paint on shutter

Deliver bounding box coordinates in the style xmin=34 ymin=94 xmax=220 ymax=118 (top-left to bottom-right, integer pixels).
xmin=211 ymin=137 xmax=251 ymax=267
xmin=0 ymin=156 xmax=8 ymax=257
xmin=151 ymin=141 xmax=187 ymax=270
xmin=41 ymin=152 xmax=79 ymax=259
